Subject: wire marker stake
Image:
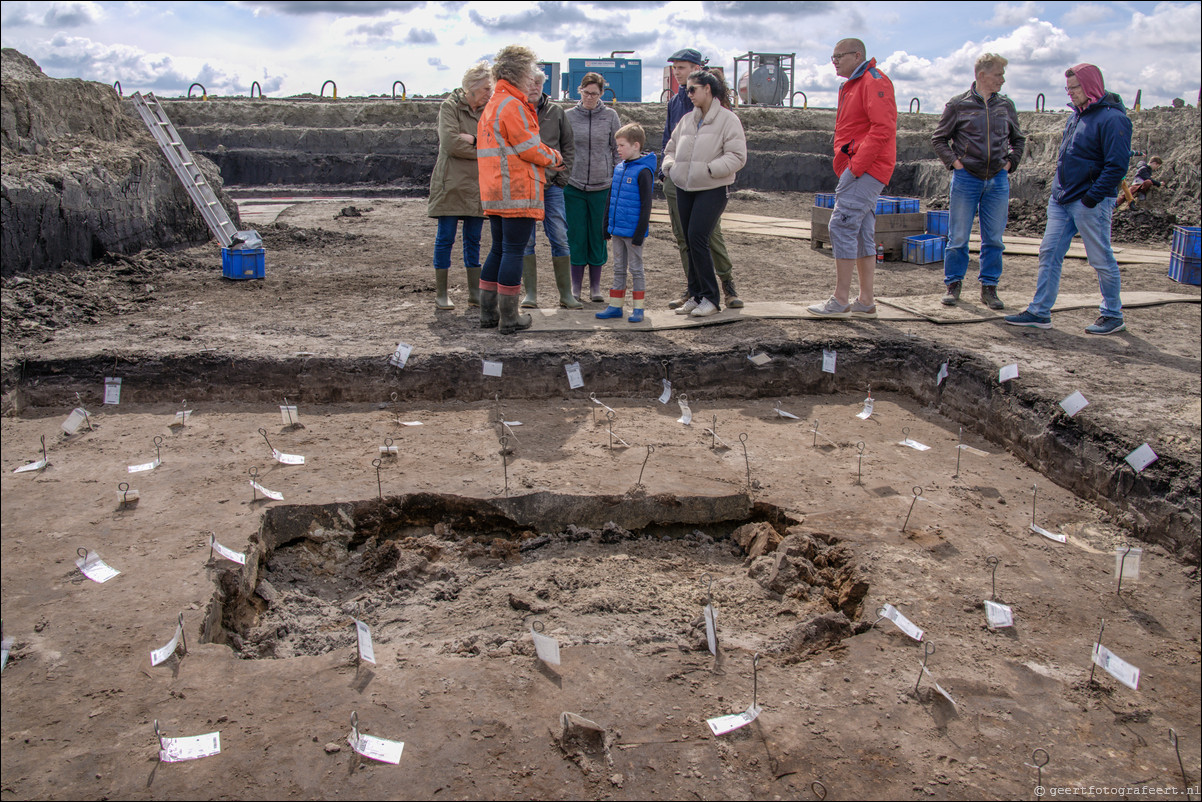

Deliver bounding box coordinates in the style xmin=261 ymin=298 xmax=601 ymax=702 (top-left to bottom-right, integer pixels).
xmin=1030 ymin=749 xmax=1050 ymax=798
xmin=811 ymin=420 xmax=820 ymax=447
xmin=1117 ymin=544 xmax=1133 ymax=596
xmin=856 ymin=441 xmax=865 ymax=485
xmin=1088 ymin=619 xmax=1105 ymax=684
xmin=500 ymin=435 xmax=510 ymax=497
xmin=372 ymin=458 xmax=383 ymax=500
xmin=955 ymin=427 xmax=964 ymax=477
xmin=901 ymin=486 xmax=923 ymax=532
xmin=914 ymin=641 xmax=935 ymax=694
xmin=1169 ymin=729 xmax=1191 ymax=800
xmin=987 ymin=555 xmax=1000 ymax=601
xmin=811 ymin=780 xmax=827 ymax=800
xmin=740 ymin=433 xmax=751 ymax=490
xmin=117 ymin=481 xmax=137 ymax=508
xmin=637 ymin=445 xmax=654 ymax=488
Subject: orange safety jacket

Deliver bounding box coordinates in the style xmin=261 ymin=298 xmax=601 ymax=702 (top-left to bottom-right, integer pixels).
xmin=477 ymin=79 xmax=563 ymax=219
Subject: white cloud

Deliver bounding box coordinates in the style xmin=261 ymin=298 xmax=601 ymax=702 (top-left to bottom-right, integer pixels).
xmin=1 ymin=1 xmax=104 ymax=27
xmin=987 ymin=1 xmax=1042 ymax=27
xmin=1062 ymin=3 xmax=1113 ymax=26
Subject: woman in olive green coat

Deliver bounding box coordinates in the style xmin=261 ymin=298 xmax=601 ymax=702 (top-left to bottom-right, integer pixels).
xmin=427 ymin=61 xmax=492 ymax=309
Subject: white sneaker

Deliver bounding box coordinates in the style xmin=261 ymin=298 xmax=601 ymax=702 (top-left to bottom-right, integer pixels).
xmin=689 ymin=298 xmax=719 ymax=317
xmin=675 ymin=298 xmax=699 ymax=315
xmin=807 ymin=296 xmax=851 ymax=317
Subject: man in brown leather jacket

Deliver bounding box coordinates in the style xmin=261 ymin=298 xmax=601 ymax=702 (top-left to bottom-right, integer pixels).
xmin=931 ymin=53 xmax=1026 ymax=310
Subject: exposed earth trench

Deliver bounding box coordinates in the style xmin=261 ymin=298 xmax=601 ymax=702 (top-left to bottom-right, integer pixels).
xmin=1 ymin=48 xmax=1200 ymax=802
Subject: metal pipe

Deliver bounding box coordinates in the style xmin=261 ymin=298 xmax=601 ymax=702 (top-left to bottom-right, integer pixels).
xmin=909 ymin=97 xmax=920 ymax=114
xmin=792 ymin=90 xmax=807 ymax=109
xmin=392 ymin=80 xmax=406 ymax=99
xmin=250 ymin=81 xmax=262 ymax=99
xmin=1036 ymin=93 xmax=1046 ymax=112
xmin=321 ymin=80 xmax=337 ymax=99
xmin=188 ymin=82 xmax=207 ymax=100
xmin=113 ymin=80 xmax=122 ymax=97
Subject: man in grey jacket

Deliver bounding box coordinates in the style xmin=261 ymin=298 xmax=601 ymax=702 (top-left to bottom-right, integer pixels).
xmin=931 ymin=53 xmax=1026 ymax=310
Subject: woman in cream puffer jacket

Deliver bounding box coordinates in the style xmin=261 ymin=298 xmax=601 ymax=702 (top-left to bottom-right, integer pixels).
xmin=662 ymin=69 xmax=747 ymax=317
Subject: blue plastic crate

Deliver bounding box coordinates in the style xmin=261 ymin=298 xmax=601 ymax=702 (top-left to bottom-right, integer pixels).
xmin=875 ymin=197 xmax=898 ymax=215
xmin=893 ymin=197 xmax=920 ymax=213
xmin=926 ymin=210 xmax=950 ymax=237
xmin=1171 ymin=225 xmax=1200 ymax=260
xmin=1168 ymin=252 xmax=1201 ymax=285
xmin=222 ymin=247 xmax=265 ymax=280
xmin=903 ymin=234 xmax=946 ymax=265
xmin=814 ymin=193 xmax=836 ymax=208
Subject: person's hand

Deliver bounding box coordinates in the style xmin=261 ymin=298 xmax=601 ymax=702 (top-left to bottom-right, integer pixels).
xmin=632 ymin=235 xmax=645 ymax=246
xmin=604 ymin=232 xmax=612 ymax=240
xmin=457 ymin=133 xmax=475 ymax=144
xmin=952 ymin=159 xmax=964 ymax=170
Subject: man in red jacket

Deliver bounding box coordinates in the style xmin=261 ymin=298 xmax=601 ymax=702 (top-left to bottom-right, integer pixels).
xmin=810 ymin=38 xmax=897 ymax=319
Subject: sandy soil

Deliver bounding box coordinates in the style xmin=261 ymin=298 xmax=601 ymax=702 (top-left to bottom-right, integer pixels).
xmin=2 ymin=194 xmax=1199 ymax=800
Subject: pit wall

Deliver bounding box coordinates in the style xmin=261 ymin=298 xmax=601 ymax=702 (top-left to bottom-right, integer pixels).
xmin=161 ymin=97 xmax=1200 ymax=208
xmin=9 ymin=340 xmax=1198 ymax=561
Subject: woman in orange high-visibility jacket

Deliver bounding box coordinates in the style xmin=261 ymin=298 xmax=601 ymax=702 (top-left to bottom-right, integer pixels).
xmin=476 ymin=45 xmax=564 ymax=335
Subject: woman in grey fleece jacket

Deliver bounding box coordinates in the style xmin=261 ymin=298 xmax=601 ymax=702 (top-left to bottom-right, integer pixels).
xmin=564 ymin=72 xmax=621 ymax=302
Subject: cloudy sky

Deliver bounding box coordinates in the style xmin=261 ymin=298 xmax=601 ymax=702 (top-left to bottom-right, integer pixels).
xmin=2 ymin=1 xmax=1199 ymax=110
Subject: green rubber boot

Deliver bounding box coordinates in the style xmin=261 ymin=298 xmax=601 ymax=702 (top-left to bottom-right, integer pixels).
xmin=552 ymin=255 xmax=582 ymax=309
xmin=434 ymin=269 xmax=454 ymax=310
xmin=465 ymin=266 xmax=482 ymax=307
xmin=520 ymin=255 xmax=539 ymax=309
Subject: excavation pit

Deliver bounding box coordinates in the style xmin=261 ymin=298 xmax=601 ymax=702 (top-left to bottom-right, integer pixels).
xmin=203 ymin=492 xmax=871 ymax=663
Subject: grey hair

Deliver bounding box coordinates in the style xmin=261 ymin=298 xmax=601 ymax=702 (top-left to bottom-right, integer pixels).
xmin=491 ymin=44 xmax=539 ymax=87
xmin=461 ymin=61 xmax=491 ymax=93
xmin=975 ymin=53 xmax=1008 ymax=74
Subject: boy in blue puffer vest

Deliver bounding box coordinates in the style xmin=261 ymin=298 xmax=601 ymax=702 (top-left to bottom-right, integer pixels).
xmin=597 ymin=123 xmax=657 ymax=323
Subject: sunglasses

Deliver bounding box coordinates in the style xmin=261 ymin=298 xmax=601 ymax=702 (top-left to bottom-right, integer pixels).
xmin=686 ymin=85 xmax=704 ymax=95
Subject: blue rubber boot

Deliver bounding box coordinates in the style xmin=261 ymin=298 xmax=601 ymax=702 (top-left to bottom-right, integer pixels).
xmin=595 ymin=306 xmax=623 ymax=319
xmin=627 ymin=308 xmax=644 ymax=323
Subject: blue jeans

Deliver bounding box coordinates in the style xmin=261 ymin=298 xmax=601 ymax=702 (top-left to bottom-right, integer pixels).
xmin=482 ymin=216 xmax=537 ymax=288
xmin=1028 ymin=196 xmax=1122 ymax=320
xmin=524 ymin=185 xmax=569 ymax=258
xmin=433 ymin=216 xmax=484 ymax=270
xmin=944 ymin=168 xmax=1009 ymax=286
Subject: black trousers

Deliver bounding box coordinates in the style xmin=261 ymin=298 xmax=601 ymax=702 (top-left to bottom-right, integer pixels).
xmin=676 ymin=186 xmax=728 ymax=306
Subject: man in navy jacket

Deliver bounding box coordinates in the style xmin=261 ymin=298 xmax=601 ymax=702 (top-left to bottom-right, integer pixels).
xmin=1006 ymin=63 xmax=1132 ymax=335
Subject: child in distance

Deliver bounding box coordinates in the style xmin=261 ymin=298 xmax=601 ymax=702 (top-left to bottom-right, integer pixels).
xmin=597 ymin=123 xmax=657 ymax=323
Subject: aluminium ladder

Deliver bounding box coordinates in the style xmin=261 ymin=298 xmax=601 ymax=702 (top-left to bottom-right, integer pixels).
xmin=130 ymin=91 xmax=236 ymax=248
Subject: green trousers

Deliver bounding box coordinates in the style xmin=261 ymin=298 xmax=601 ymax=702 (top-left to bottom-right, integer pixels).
xmin=663 ymin=173 xmax=733 ymax=281
xmin=564 ymin=184 xmax=609 ymax=267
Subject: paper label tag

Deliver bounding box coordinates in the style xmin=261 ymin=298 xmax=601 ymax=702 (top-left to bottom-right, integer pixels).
xmin=379 ymin=445 xmax=398 ymax=455
xmin=482 ymin=360 xmax=503 ymax=377
xmin=160 ymin=731 xmax=221 ymax=763
xmin=173 ymin=410 xmax=193 ymax=425
xmin=532 ymin=629 xmax=561 ymax=666
xmin=104 ymin=377 xmax=122 ymax=405
xmin=1114 ymin=548 xmax=1142 ymax=580
xmin=774 ymin=406 xmax=799 ymax=420
xmin=1059 ymin=391 xmax=1089 ymax=417
xmin=899 ymin=438 xmax=931 ymax=452
xmin=984 ymin=600 xmax=1014 ymax=628
xmin=822 ymin=349 xmax=836 ymax=374
xmin=1125 ymin=444 xmax=1157 ymax=473
xmin=565 ymin=362 xmax=584 ymax=389
xmin=703 ymin=604 xmax=717 ymax=656
xmin=62 ymin=408 xmax=88 ymax=434
xmin=957 ymin=444 xmax=989 ymax=457
xmin=349 ymin=731 xmax=404 ymax=764
xmin=1092 ymin=643 xmax=1140 ymax=690
xmin=920 ymin=665 xmax=958 ymax=707
xmin=279 ymin=405 xmax=299 ymax=426
xmin=250 ymin=480 xmax=283 ymax=501
xmin=14 ymin=459 xmax=48 ymax=474
xmin=128 ymin=458 xmax=161 ymax=473
xmin=748 ymin=352 xmax=772 ymax=366
xmin=1030 ymin=524 xmax=1066 ymax=543
xmin=389 ymin=342 xmax=412 ymax=369
xmin=399 ymin=421 xmax=423 ymax=427
xmin=880 ymin=603 xmax=924 ymax=641
xmin=677 ymin=398 xmax=692 ymax=426
xmin=1 ymin=637 xmax=11 ymax=671
xmin=857 ymin=397 xmax=874 ymax=420
xmin=936 ymin=362 xmax=948 ymax=386
xmin=76 ymin=551 xmax=120 ymax=583
xmin=272 ymin=448 xmax=305 ymax=465
xmin=658 ymin=379 xmax=672 ymax=405
xmin=707 ymin=704 xmax=761 ymax=736
xmin=211 ymin=537 xmax=246 ymax=565
xmin=150 ymin=620 xmax=183 ymax=666
xmin=354 ymin=619 xmax=376 ymax=665
xmin=998 ymin=364 xmax=1019 ymax=383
